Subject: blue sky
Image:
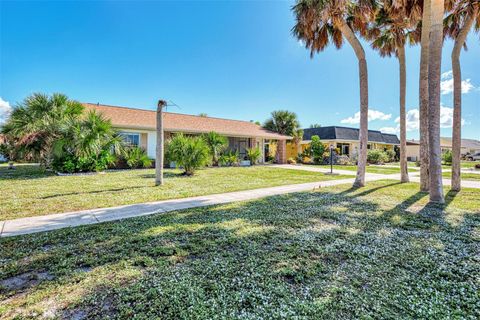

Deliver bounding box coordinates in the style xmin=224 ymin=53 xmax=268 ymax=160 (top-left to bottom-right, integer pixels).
xmin=1 ymin=0 xmax=479 ymax=139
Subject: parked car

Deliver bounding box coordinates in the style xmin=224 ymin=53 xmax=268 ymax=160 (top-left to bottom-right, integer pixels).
xmin=466 ymin=152 xmax=480 ymax=161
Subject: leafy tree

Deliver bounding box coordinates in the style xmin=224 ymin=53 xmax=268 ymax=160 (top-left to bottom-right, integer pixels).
xmin=263 ymin=110 xmax=300 ymax=136
xmin=167 ymin=134 xmax=210 ymax=175
xmin=202 ymin=131 xmax=228 ymax=165
xmin=310 ymin=135 xmax=325 ymax=164
xmin=309 ymin=123 xmax=321 ymax=128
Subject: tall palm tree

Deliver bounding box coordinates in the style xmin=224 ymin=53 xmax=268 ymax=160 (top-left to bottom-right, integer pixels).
xmin=292 ymin=0 xmax=375 ymax=187
xmin=1 ymin=93 xmax=84 ymax=167
xmin=445 ymin=0 xmax=479 ymax=191
xmin=418 ymin=0 xmax=432 ymax=192
xmin=263 ymin=110 xmax=300 ymax=136
xmin=427 ymin=0 xmax=445 ymax=203
xmin=155 ymin=100 xmax=167 ymax=186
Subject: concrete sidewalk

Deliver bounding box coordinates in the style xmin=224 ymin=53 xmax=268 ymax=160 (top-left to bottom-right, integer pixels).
xmin=1 ymin=177 xmax=361 ymax=237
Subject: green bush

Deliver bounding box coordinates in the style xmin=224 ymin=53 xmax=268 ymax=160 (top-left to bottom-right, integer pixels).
xmin=385 ymin=149 xmax=396 ymax=163
xmin=201 ymin=131 xmax=228 ymax=166
xmin=246 ymin=147 xmax=262 ymax=164
xmin=219 ymin=150 xmax=240 ymax=167
xmin=166 ymin=134 xmax=210 ymax=175
xmin=367 ymin=149 xmax=389 ymax=164
xmin=123 ymin=147 xmax=152 ymax=169
xmin=310 ymin=135 xmax=326 ymax=164
xmin=442 ymin=149 xmax=452 ymax=165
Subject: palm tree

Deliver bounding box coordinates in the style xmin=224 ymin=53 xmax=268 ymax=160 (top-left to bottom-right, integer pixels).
xmin=291 ymin=128 xmax=304 ymax=155
xmin=155 ymin=100 xmax=167 ymax=186
xmin=202 ymin=131 xmax=228 ymax=165
xmin=263 ymin=110 xmax=300 ymax=136
xmin=418 ymin=0 xmax=432 ymax=192
xmin=1 ymin=93 xmax=84 ymax=167
xmin=292 ymin=0 xmax=375 ymax=187
xmin=445 ymin=0 xmax=479 ymax=191
xmin=427 ymin=0 xmax=445 ymax=203
xmin=370 ymin=2 xmax=422 ymax=183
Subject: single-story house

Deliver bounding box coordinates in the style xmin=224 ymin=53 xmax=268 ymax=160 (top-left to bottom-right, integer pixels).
xmin=406 ymin=137 xmax=480 ymax=161
xmin=83 ymin=103 xmax=290 ymax=164
xmin=287 ymin=126 xmax=400 ymax=159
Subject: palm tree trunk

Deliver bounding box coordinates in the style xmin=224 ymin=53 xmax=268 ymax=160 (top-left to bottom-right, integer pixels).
xmin=337 ymin=20 xmax=368 ymax=187
xmin=451 ymin=9 xmax=477 ymax=191
xmin=155 ymin=103 xmax=165 ymax=186
xmin=398 ymin=45 xmax=409 ymax=183
xmin=419 ymin=0 xmax=431 ymax=192
xmin=428 ymin=0 xmax=445 ymax=203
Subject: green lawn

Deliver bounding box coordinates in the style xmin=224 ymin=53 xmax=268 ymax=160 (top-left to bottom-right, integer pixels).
xmin=304 ymin=164 xmax=402 ymax=174
xmin=1 ymin=181 xmax=478 ymax=318
xmin=0 ymin=164 xmax=352 ymax=221
xmin=442 ymin=171 xmax=480 ymax=181
xmin=442 ymin=161 xmax=480 ymax=169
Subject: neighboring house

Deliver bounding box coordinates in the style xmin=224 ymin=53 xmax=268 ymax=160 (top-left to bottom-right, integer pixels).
xmin=406 ymin=137 xmax=480 ymax=161
xmin=83 ymin=103 xmax=290 ymax=164
xmin=287 ymin=126 xmax=400 ymax=159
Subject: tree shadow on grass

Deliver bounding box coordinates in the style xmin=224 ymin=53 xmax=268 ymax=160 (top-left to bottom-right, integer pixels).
xmin=0 ymin=182 xmax=478 ymax=318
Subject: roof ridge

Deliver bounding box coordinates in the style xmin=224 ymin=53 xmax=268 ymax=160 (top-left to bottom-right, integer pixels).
xmin=83 ymin=102 xmax=264 ymax=127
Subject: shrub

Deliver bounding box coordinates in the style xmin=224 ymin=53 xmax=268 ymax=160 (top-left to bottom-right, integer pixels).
xmin=442 ymin=150 xmax=452 ymax=165
xmin=367 ymin=149 xmax=389 ymax=164
xmin=302 ymin=156 xmax=312 ymax=164
xmin=246 ymin=147 xmax=262 ymax=164
xmin=123 ymin=147 xmax=152 ymax=169
xmin=475 ymin=163 xmax=480 ymax=169
xmin=201 ymin=131 xmax=228 ymax=166
xmin=219 ymin=150 xmax=240 ymax=167
xmin=287 ymin=157 xmax=296 ymax=164
xmin=385 ymin=149 xmax=396 ymax=163
xmin=310 ymin=135 xmax=325 ymax=164
xmin=336 ymin=155 xmax=352 ymax=165
xmin=166 ymin=134 xmax=210 ymax=175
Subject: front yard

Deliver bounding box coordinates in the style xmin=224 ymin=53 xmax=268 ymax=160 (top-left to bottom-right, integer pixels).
xmin=303 ymin=164 xmax=403 ymax=174
xmin=1 ymin=181 xmax=478 ymax=318
xmin=0 ymin=164 xmax=352 ymax=221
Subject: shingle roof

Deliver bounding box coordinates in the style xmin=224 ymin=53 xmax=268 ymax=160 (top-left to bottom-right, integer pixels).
xmin=83 ymin=103 xmax=290 ymax=140
xmin=303 ymin=126 xmax=400 ymax=145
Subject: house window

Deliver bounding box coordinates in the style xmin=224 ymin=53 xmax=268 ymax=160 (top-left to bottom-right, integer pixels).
xmin=119 ymin=132 xmax=140 ymax=147
xmin=337 ymin=143 xmax=350 ymax=156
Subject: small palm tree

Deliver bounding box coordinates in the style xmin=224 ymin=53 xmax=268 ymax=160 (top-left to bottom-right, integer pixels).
xmin=445 ymin=0 xmax=479 ymax=191
xmin=202 ymin=131 xmax=228 ymax=166
xmin=293 ymin=0 xmax=376 ymax=187
xmin=1 ymin=93 xmax=84 ymax=167
xmin=263 ymin=110 xmax=300 ymax=136
xmin=167 ymin=134 xmax=210 ymax=175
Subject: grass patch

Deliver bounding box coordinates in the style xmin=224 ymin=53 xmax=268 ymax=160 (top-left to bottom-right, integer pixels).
xmin=0 ymin=164 xmax=352 ymax=220
xmin=442 ymin=172 xmax=480 ymax=181
xmin=0 ymin=181 xmax=478 ymax=318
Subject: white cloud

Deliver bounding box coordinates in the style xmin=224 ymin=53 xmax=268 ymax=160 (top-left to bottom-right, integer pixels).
xmin=0 ymin=97 xmax=12 ymax=124
xmin=379 ymin=126 xmax=398 ymax=134
xmin=340 ymin=109 xmax=392 ymax=124
xmin=384 ymin=106 xmax=464 ymax=134
xmin=440 ymin=70 xmax=475 ymax=95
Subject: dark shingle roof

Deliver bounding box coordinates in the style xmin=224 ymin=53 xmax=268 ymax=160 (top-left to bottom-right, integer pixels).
xmin=303 ymin=126 xmax=400 ymax=145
